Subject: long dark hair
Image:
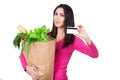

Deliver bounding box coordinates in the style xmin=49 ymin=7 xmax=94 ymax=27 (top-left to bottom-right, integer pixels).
xmin=50 ymin=4 xmax=75 ymax=48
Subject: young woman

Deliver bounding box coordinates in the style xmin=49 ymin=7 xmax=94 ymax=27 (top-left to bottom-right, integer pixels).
xmin=20 ymin=4 xmax=99 ymax=80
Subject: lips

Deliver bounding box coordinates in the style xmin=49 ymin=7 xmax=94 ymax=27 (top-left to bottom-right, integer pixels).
xmin=54 ymin=21 xmax=61 ymax=26
xmin=55 ymin=21 xmax=60 ymax=24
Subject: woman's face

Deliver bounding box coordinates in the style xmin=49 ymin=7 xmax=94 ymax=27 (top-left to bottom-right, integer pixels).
xmin=53 ymin=7 xmax=65 ymax=28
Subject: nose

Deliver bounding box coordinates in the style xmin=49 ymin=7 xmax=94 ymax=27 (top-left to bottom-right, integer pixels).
xmin=55 ymin=14 xmax=61 ymax=19
xmin=55 ymin=15 xmax=60 ymax=20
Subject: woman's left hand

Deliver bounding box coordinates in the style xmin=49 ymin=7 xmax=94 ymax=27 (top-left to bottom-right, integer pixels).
xmin=76 ymin=25 xmax=92 ymax=45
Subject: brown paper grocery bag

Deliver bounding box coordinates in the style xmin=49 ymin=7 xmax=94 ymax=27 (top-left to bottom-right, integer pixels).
xmin=23 ymin=40 xmax=56 ymax=80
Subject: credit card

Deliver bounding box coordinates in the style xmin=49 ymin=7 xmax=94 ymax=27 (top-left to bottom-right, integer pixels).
xmin=67 ymin=27 xmax=78 ymax=34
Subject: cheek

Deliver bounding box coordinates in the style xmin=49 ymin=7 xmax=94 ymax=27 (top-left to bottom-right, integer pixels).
xmin=53 ymin=15 xmax=57 ymax=20
xmin=53 ymin=17 xmax=56 ymax=23
xmin=61 ymin=18 xmax=65 ymax=24
xmin=53 ymin=17 xmax=57 ymax=23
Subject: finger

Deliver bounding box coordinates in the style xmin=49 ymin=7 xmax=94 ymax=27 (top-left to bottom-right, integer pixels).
xmin=26 ymin=66 xmax=38 ymax=79
xmin=32 ymin=67 xmax=39 ymax=74
xmin=31 ymin=67 xmax=40 ymax=78
xmin=77 ymin=25 xmax=83 ymax=29
xmin=32 ymin=72 xmax=39 ymax=79
xmin=32 ymin=73 xmax=39 ymax=80
xmin=32 ymin=67 xmax=37 ymax=71
xmin=77 ymin=25 xmax=83 ymax=32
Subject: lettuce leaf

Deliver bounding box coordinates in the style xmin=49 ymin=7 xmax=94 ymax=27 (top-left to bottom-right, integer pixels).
xmin=13 ymin=25 xmax=50 ymax=55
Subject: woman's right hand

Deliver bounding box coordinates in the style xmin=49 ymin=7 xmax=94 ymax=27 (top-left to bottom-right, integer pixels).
xmin=26 ymin=65 xmax=40 ymax=80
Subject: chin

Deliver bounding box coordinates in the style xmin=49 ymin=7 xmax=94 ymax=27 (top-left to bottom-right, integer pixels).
xmin=55 ymin=25 xmax=61 ymax=28
xmin=54 ymin=23 xmax=63 ymax=28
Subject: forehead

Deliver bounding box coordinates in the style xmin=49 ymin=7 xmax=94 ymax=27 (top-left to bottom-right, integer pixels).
xmin=55 ymin=7 xmax=64 ymax=13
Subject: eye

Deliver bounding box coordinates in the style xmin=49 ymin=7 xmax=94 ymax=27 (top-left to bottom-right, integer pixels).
xmin=54 ymin=12 xmax=58 ymax=16
xmin=60 ymin=13 xmax=64 ymax=17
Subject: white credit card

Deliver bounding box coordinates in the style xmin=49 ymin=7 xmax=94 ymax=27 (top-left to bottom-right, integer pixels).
xmin=67 ymin=27 xmax=78 ymax=34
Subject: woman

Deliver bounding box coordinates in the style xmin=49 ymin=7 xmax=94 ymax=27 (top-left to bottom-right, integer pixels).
xmin=20 ymin=4 xmax=99 ymax=80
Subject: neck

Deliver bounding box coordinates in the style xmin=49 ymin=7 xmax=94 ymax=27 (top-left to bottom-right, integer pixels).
xmin=56 ymin=27 xmax=65 ymax=41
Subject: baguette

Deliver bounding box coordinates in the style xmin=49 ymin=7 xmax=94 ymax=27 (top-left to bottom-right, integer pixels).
xmin=17 ymin=25 xmax=27 ymax=33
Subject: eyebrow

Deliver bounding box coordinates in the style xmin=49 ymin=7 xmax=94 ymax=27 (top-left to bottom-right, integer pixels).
xmin=55 ymin=11 xmax=64 ymax=14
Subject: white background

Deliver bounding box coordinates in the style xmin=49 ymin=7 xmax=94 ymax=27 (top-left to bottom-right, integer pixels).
xmin=0 ymin=0 xmax=120 ymax=80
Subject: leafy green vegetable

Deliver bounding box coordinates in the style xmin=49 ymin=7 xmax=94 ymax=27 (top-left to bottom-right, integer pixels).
xmin=13 ymin=25 xmax=51 ymax=56
xmin=13 ymin=32 xmax=27 ymax=49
